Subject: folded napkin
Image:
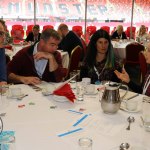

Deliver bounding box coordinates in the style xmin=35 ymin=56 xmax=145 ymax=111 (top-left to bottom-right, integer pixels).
xmin=4 ymin=45 xmax=13 ymax=50
xmin=53 ymin=83 xmax=76 ymax=103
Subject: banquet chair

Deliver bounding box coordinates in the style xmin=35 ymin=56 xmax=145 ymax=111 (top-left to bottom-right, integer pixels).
xmin=26 ymin=25 xmax=34 ymax=36
xmin=72 ymin=26 xmax=83 ymax=38
xmin=42 ymin=25 xmax=54 ymax=31
xmin=86 ymin=26 xmax=96 ymax=36
xmin=12 ymin=25 xmax=23 ymax=30
xmin=100 ymin=26 xmax=110 ymax=34
xmin=65 ymin=45 xmax=83 ymax=79
xmin=11 ymin=29 xmax=24 ymax=41
xmin=139 ymin=51 xmax=147 ymax=83
xmin=125 ymin=42 xmax=145 ymax=65
xmin=125 ymin=26 xmax=136 ymax=39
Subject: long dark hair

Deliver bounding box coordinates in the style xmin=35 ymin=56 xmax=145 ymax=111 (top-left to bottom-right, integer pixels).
xmin=84 ymin=29 xmax=115 ymax=68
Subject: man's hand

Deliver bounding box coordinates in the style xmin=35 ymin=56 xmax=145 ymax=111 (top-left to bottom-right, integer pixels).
xmin=34 ymin=51 xmax=58 ymax=72
xmin=33 ymin=51 xmax=53 ymax=60
xmin=20 ymin=76 xmax=41 ymax=85
xmin=114 ymin=68 xmax=130 ymax=83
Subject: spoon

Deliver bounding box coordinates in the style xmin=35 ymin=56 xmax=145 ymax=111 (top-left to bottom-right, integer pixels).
xmin=17 ymin=94 xmax=28 ymax=100
xmin=126 ymin=116 xmax=135 ymax=130
xmin=120 ymin=143 xmax=130 ymax=150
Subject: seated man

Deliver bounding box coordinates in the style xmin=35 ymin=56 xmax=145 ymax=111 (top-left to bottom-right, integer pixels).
xmin=111 ymin=25 xmax=127 ymax=41
xmin=57 ymin=23 xmax=83 ymax=57
xmin=0 ymin=20 xmax=7 ymax=85
xmin=7 ymin=28 xmax=67 ymax=85
xmin=25 ymin=25 xmax=41 ymax=43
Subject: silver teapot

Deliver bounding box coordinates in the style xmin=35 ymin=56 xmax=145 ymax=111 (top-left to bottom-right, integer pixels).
xmin=101 ymin=82 xmax=128 ymax=114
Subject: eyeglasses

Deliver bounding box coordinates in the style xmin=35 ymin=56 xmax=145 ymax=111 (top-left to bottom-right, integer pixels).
xmin=0 ymin=31 xmax=5 ymax=37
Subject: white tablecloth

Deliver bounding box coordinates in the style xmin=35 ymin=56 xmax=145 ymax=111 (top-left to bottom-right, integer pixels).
xmin=1 ymin=83 xmax=150 ymax=150
xmin=5 ymin=45 xmax=69 ymax=68
xmin=112 ymin=40 xmax=134 ymax=59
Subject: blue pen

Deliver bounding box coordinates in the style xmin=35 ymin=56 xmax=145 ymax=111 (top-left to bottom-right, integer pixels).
xmin=73 ymin=114 xmax=88 ymax=127
xmin=58 ymin=128 xmax=83 ymax=137
xmin=68 ymin=109 xmax=83 ymax=114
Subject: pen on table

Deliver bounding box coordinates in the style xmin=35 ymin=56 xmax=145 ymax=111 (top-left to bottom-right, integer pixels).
xmin=68 ymin=109 xmax=83 ymax=114
xmin=73 ymin=114 xmax=89 ymax=127
xmin=127 ymin=93 xmax=139 ymax=100
xmin=57 ymin=128 xmax=83 ymax=137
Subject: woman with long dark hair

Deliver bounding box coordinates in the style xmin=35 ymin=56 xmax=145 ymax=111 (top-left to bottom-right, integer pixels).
xmin=80 ymin=29 xmax=122 ymax=84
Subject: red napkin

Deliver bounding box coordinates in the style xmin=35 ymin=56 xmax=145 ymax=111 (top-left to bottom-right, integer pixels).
xmin=53 ymin=83 xmax=76 ymax=103
xmin=4 ymin=45 xmax=13 ymax=50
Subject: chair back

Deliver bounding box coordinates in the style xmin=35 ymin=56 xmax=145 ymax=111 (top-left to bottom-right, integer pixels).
xmin=43 ymin=25 xmax=54 ymax=31
xmin=67 ymin=45 xmax=83 ymax=78
xmin=12 ymin=25 xmax=23 ymax=30
xmin=72 ymin=26 xmax=83 ymax=37
xmin=101 ymin=26 xmax=110 ymax=34
xmin=125 ymin=26 xmax=136 ymax=39
xmin=125 ymin=42 xmax=145 ymax=65
xmin=26 ymin=25 xmax=34 ymax=36
xmin=11 ymin=29 xmax=24 ymax=41
xmin=139 ymin=51 xmax=147 ymax=83
xmin=86 ymin=26 xmax=96 ymax=36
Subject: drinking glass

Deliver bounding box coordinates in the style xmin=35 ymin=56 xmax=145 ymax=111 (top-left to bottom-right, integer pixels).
xmin=69 ymin=70 xmax=78 ymax=89
xmin=142 ymin=101 xmax=150 ymax=131
xmin=0 ymin=85 xmax=9 ymax=110
xmin=78 ymin=138 xmax=92 ymax=150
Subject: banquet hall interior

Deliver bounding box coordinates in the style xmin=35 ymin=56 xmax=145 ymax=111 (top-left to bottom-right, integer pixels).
xmin=0 ymin=0 xmax=150 ymax=149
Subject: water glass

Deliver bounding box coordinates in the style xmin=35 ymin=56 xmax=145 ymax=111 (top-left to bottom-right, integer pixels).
xmin=76 ymin=82 xmax=85 ymax=101
xmin=142 ymin=101 xmax=150 ymax=131
xmin=0 ymin=86 xmax=9 ymax=110
xmin=78 ymin=138 xmax=92 ymax=150
xmin=69 ymin=71 xmax=78 ymax=89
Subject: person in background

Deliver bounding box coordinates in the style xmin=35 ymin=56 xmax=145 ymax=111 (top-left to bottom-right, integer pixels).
xmin=25 ymin=25 xmax=41 ymax=43
xmin=7 ymin=28 xmax=67 ymax=85
xmin=80 ymin=29 xmax=122 ymax=84
xmin=111 ymin=25 xmax=127 ymax=41
xmin=0 ymin=20 xmax=7 ymax=85
xmin=136 ymin=25 xmax=150 ymax=43
xmin=57 ymin=23 xmax=83 ymax=57
xmin=114 ymin=42 xmax=150 ymax=96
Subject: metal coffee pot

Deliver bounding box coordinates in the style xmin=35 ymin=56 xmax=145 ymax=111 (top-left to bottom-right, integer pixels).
xmin=101 ymin=82 xmax=128 ymax=114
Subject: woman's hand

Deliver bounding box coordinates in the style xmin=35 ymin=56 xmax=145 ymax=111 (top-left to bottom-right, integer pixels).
xmin=114 ymin=68 xmax=130 ymax=83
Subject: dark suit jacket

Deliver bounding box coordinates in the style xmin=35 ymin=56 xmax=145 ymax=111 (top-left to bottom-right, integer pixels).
xmin=111 ymin=31 xmax=127 ymax=40
xmin=0 ymin=48 xmax=7 ymax=81
xmin=25 ymin=32 xmax=41 ymax=42
xmin=58 ymin=31 xmax=83 ymax=56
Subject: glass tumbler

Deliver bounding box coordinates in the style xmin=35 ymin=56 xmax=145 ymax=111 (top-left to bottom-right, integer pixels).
xmin=78 ymin=138 xmax=92 ymax=150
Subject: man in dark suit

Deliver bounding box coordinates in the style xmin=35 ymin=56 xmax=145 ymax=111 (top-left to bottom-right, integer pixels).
xmin=25 ymin=25 xmax=41 ymax=42
xmin=57 ymin=23 xmax=83 ymax=57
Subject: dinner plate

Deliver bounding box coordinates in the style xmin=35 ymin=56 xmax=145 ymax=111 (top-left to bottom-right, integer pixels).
xmin=52 ymin=95 xmax=68 ymax=102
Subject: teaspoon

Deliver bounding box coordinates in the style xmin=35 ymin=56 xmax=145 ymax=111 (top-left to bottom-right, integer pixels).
xmin=120 ymin=143 xmax=130 ymax=150
xmin=126 ymin=116 xmax=135 ymax=130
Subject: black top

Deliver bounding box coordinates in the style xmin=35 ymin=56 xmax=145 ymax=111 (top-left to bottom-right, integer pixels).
xmin=25 ymin=32 xmax=41 ymax=42
xmin=58 ymin=31 xmax=83 ymax=56
xmin=80 ymin=57 xmax=122 ymax=84
xmin=111 ymin=31 xmax=127 ymax=40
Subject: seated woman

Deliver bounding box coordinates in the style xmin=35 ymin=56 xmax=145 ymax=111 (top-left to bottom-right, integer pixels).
xmin=136 ymin=25 xmax=150 ymax=43
xmin=80 ymin=29 xmax=122 ymax=84
xmin=111 ymin=25 xmax=127 ymax=41
xmin=114 ymin=42 xmax=150 ymax=96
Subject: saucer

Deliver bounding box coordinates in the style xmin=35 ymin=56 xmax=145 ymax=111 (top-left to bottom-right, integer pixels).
xmin=120 ymin=105 xmax=141 ymax=113
xmin=8 ymin=93 xmax=25 ymax=99
xmin=42 ymin=91 xmax=52 ymax=96
xmin=52 ymin=95 xmax=68 ymax=102
xmin=84 ymin=91 xmax=98 ymax=95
